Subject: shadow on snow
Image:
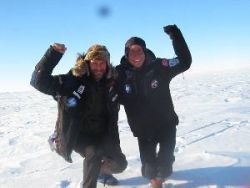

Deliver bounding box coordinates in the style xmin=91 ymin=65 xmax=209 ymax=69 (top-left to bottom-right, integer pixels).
xmin=170 ymin=166 xmax=250 ymax=187
xmin=118 ymin=166 xmax=250 ymax=187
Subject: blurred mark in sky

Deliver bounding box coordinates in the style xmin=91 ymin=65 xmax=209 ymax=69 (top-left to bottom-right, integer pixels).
xmin=96 ymin=4 xmax=111 ymax=18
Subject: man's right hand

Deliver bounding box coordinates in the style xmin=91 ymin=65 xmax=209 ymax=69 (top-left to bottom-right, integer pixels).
xmin=52 ymin=43 xmax=67 ymax=54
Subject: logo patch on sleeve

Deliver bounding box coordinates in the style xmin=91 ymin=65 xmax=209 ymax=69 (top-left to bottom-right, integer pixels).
xmin=169 ymin=58 xmax=180 ymax=67
xmin=161 ymin=59 xmax=169 ymax=67
xmin=77 ymin=85 xmax=85 ymax=94
xmin=66 ymin=97 xmax=77 ymax=107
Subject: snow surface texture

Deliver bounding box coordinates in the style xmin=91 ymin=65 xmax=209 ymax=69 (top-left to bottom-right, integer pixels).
xmin=0 ymin=66 xmax=250 ymax=188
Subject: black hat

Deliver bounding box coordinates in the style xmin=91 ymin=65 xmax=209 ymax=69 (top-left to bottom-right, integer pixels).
xmin=125 ymin=37 xmax=146 ymax=57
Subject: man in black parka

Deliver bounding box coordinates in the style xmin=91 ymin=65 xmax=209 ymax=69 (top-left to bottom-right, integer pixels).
xmin=30 ymin=43 xmax=127 ymax=188
xmin=116 ymin=25 xmax=192 ymax=188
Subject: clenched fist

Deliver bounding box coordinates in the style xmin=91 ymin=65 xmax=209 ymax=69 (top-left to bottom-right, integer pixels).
xmin=52 ymin=43 xmax=67 ymax=54
xmin=163 ymin=25 xmax=181 ymax=40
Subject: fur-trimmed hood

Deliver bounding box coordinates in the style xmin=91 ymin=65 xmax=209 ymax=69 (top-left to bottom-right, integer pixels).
xmin=71 ymin=44 xmax=117 ymax=79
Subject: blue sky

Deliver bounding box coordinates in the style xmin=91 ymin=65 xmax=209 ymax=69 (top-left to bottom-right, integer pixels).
xmin=1 ymin=0 xmax=250 ymax=91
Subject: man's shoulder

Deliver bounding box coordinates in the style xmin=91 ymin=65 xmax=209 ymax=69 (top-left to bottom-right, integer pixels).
xmin=115 ymin=64 xmax=124 ymax=72
xmin=150 ymin=58 xmax=171 ymax=69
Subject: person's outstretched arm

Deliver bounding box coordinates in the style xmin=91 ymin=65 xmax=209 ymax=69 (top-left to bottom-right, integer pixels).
xmin=163 ymin=25 xmax=192 ymax=78
xmin=30 ymin=43 xmax=67 ymax=96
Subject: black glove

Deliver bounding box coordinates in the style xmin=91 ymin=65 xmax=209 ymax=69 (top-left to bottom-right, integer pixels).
xmin=163 ymin=24 xmax=181 ymax=40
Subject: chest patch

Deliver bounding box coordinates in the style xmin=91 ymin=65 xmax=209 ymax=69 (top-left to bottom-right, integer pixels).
xmin=161 ymin=59 xmax=169 ymax=67
xmin=124 ymin=84 xmax=132 ymax=93
xmin=77 ymin=85 xmax=85 ymax=94
xmin=66 ymin=97 xmax=77 ymax=107
xmin=151 ymin=79 xmax=159 ymax=89
xmin=73 ymin=84 xmax=86 ymax=99
xmin=169 ymin=58 xmax=180 ymax=67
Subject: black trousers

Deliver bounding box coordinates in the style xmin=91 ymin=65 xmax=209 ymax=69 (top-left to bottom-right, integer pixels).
xmin=74 ymin=135 xmax=127 ymax=188
xmin=138 ymin=126 xmax=176 ymax=180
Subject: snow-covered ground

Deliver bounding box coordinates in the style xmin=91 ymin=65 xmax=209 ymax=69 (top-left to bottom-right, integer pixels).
xmin=0 ymin=66 xmax=250 ymax=188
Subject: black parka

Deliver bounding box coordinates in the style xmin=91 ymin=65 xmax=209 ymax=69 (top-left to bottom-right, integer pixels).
xmin=30 ymin=47 xmax=120 ymax=162
xmin=116 ymin=29 xmax=192 ymax=139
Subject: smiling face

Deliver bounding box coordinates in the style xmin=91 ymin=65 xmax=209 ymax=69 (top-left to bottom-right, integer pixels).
xmin=89 ymin=59 xmax=107 ymax=81
xmin=127 ymin=44 xmax=145 ymax=68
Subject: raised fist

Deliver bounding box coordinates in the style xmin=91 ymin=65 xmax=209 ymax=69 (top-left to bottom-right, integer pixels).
xmin=163 ymin=25 xmax=181 ymax=40
xmin=52 ymin=43 xmax=67 ymax=54
xmin=163 ymin=25 xmax=178 ymax=34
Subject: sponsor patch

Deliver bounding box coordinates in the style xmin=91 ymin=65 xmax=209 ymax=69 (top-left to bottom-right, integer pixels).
xmin=77 ymin=85 xmax=85 ymax=94
xmin=112 ymin=94 xmax=118 ymax=102
xmin=161 ymin=59 xmax=169 ymax=67
xmin=109 ymin=86 xmax=114 ymax=93
xmin=151 ymin=79 xmax=159 ymax=89
xmin=124 ymin=84 xmax=131 ymax=93
xmin=73 ymin=91 xmax=81 ymax=99
xmin=169 ymin=58 xmax=180 ymax=67
xmin=66 ymin=97 xmax=77 ymax=107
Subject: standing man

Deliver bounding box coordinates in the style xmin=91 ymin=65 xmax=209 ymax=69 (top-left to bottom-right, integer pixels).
xmin=116 ymin=25 xmax=192 ymax=188
xmin=30 ymin=44 xmax=127 ymax=188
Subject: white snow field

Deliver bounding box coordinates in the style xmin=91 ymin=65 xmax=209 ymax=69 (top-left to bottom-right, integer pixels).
xmin=0 ymin=65 xmax=250 ymax=188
